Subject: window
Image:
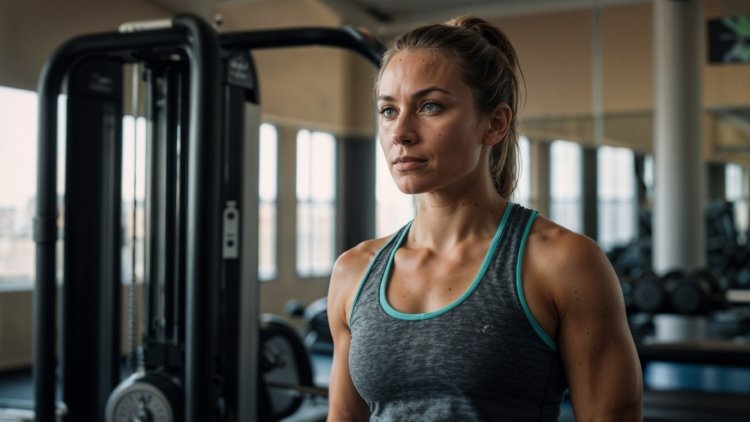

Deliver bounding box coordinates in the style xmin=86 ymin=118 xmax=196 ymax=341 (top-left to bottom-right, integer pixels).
xmin=550 ymin=140 xmax=583 ymax=233
xmin=296 ymin=130 xmax=336 ymax=277
xmin=0 ymin=86 xmax=38 ymax=288
xmin=513 ymin=136 xmax=532 ymax=207
xmin=0 ymin=86 xmax=281 ymax=287
xmin=643 ymin=154 xmax=655 ymax=202
xmin=121 ymin=120 xmax=279 ymax=283
xmin=726 ymin=163 xmax=748 ymax=239
xmin=121 ymin=115 xmax=147 ymax=284
xmin=375 ymin=140 xmax=416 ymax=237
xmin=597 ymin=146 xmax=636 ymax=251
xmin=258 ymin=123 xmax=278 ymax=280
xmin=0 ymin=85 xmax=147 ymax=288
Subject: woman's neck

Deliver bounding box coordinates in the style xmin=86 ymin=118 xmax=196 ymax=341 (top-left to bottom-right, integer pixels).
xmin=409 ymin=191 xmax=508 ymax=252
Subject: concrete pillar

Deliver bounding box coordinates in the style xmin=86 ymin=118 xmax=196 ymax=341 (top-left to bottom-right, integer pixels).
xmin=653 ymin=0 xmax=705 ymax=272
xmin=530 ymin=139 xmax=551 ymax=217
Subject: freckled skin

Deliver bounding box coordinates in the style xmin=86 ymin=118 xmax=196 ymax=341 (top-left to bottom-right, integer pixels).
xmin=376 ymin=50 xmax=493 ymax=197
xmin=522 ymin=219 xmax=643 ymax=420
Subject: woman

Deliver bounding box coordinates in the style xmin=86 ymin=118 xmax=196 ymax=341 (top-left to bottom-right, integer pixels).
xmin=327 ymin=16 xmax=642 ymax=421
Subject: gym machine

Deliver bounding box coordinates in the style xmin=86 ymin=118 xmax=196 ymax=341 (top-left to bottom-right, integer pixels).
xmin=33 ymin=13 xmax=382 ymax=422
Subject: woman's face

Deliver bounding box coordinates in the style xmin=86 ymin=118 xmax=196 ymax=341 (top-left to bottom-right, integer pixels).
xmin=376 ymin=49 xmax=494 ymax=196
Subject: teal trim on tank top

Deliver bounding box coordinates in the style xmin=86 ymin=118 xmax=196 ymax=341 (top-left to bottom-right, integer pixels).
xmin=348 ymin=233 xmax=402 ymax=327
xmin=379 ymin=203 xmax=515 ymax=321
xmin=515 ymin=211 xmax=557 ymax=351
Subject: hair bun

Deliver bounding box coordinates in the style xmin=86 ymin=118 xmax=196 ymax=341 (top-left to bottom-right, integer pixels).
xmin=447 ymin=16 xmax=501 ymax=47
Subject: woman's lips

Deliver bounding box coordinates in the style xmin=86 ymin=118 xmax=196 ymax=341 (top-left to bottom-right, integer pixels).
xmin=392 ymin=156 xmax=427 ymax=171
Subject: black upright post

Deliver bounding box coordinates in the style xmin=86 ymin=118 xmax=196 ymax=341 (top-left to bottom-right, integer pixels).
xmin=340 ymin=137 xmax=376 ymax=252
xmin=172 ymin=15 xmax=222 ymax=422
xmin=175 ymin=65 xmax=190 ymax=349
xmin=162 ymin=65 xmax=183 ymax=348
xmin=220 ymin=50 xmax=261 ymax=421
xmin=707 ymin=162 xmax=727 ymax=202
xmin=582 ymin=146 xmax=599 ymax=241
xmin=61 ymin=58 xmax=123 ymax=422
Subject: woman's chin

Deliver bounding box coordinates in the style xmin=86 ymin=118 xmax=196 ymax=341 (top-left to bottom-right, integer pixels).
xmin=395 ymin=184 xmax=426 ymax=195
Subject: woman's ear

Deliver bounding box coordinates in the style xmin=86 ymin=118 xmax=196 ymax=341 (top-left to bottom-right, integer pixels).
xmin=483 ymin=103 xmax=512 ymax=146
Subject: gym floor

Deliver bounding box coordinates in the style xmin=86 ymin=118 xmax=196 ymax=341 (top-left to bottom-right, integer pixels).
xmin=3 ymin=351 xmax=750 ymax=421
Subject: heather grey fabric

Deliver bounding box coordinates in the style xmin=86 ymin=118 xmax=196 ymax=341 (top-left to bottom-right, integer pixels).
xmin=348 ymin=203 xmax=568 ymax=421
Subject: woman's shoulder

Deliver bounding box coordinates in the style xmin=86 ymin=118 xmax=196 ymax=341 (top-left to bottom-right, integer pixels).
xmin=333 ymin=236 xmax=392 ymax=281
xmin=524 ymin=214 xmax=621 ymax=320
xmin=328 ymin=235 xmax=394 ymax=325
xmin=525 ymin=214 xmax=608 ymax=277
xmin=329 ymin=234 xmax=394 ymax=296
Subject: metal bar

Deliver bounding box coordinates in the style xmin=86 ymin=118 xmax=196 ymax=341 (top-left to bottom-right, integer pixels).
xmin=219 ymin=26 xmax=384 ymax=67
xmin=638 ymin=340 xmax=750 ymax=367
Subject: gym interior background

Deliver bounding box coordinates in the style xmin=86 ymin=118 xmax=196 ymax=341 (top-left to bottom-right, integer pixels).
xmin=1 ymin=0 xmax=750 ymax=421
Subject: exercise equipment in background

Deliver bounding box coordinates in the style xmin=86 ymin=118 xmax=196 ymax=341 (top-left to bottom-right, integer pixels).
xmin=286 ymin=298 xmax=333 ymax=356
xmin=32 ymin=14 xmax=382 ymax=422
xmin=629 ymin=268 xmax=727 ymax=315
xmin=609 ymin=201 xmax=750 ymax=291
xmin=260 ymin=314 xmax=327 ymax=422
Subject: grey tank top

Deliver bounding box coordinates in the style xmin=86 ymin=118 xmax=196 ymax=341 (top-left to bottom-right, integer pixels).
xmin=348 ymin=203 xmax=568 ymax=421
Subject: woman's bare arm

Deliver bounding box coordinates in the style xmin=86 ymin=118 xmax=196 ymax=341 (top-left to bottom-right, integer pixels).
xmin=326 ymin=242 xmax=382 ymax=421
xmin=527 ymin=221 xmax=643 ymax=421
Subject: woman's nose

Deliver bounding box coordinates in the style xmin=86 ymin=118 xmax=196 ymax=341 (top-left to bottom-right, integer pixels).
xmin=391 ymin=113 xmax=417 ymax=145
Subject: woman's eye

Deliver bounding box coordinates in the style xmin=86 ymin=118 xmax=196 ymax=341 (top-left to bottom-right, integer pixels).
xmin=421 ymin=102 xmax=442 ymax=113
xmin=380 ymin=107 xmax=396 ymax=118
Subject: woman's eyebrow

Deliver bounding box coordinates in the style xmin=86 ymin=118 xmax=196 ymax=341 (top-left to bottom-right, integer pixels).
xmin=377 ymin=86 xmax=455 ymax=102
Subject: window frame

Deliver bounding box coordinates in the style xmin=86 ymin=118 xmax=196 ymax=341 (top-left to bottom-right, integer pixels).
xmin=295 ymin=129 xmax=338 ymax=278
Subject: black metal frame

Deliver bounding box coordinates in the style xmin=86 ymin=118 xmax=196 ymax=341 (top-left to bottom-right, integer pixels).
xmin=61 ymin=56 xmax=124 ymax=422
xmin=34 ymin=13 xmax=383 ymax=422
xmin=34 ymin=14 xmax=221 ymax=422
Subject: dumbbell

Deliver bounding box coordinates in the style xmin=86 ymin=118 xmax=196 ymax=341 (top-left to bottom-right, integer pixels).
xmin=662 ymin=269 xmax=699 ymax=314
xmin=668 ymin=268 xmax=726 ymax=314
xmin=631 ymin=268 xmax=725 ymax=315
xmin=631 ymin=271 xmax=668 ymax=313
xmin=703 ymin=269 xmax=729 ymax=308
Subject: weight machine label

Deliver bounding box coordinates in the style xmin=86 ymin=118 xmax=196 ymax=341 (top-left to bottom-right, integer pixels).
xmin=227 ymin=54 xmax=255 ymax=90
xmin=223 ymin=201 xmax=240 ymax=259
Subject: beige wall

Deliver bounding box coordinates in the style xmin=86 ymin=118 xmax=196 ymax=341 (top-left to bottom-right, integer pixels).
xmin=490 ymin=1 xmax=750 ymax=159
xmin=217 ymin=0 xmax=380 ymax=134
xmin=601 ymin=2 xmax=653 ymax=113
xmin=0 ymin=290 xmax=32 ymax=370
xmin=2 ymin=0 xmax=747 ymax=142
xmin=498 ymin=9 xmax=594 ymax=119
xmin=0 ymin=0 xmax=173 ymax=91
